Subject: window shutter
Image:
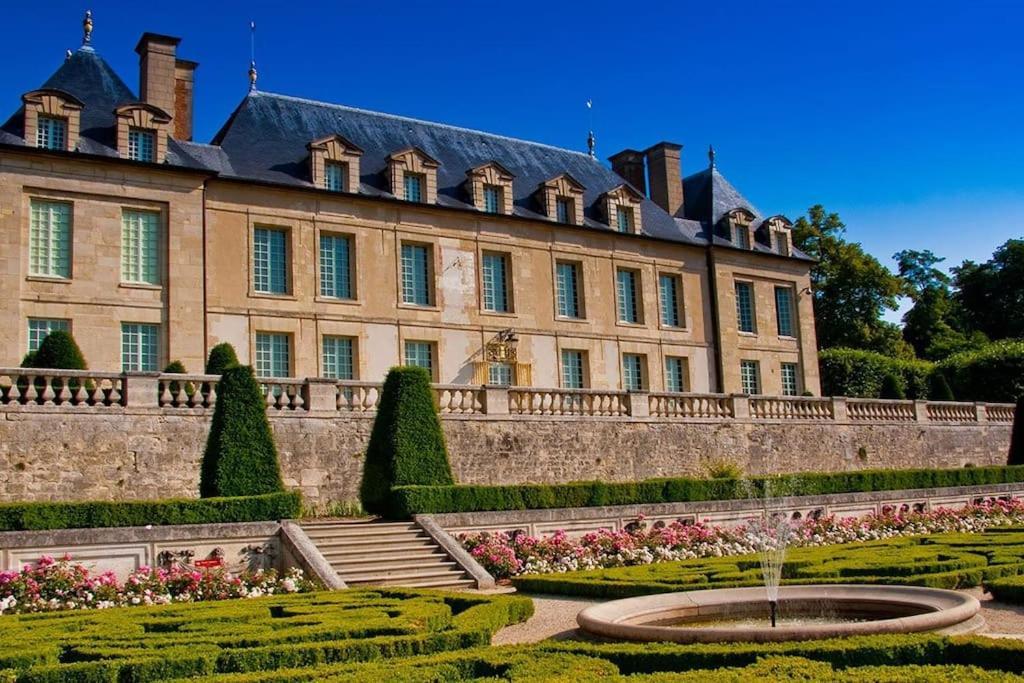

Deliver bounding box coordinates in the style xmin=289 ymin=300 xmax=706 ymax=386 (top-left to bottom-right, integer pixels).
xmin=514 ymin=362 xmax=532 ymax=387
xmin=473 ymin=361 xmax=488 ymax=385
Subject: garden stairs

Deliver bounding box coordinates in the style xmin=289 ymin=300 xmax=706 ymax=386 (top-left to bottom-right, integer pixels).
xmin=299 ymin=519 xmax=476 ymax=589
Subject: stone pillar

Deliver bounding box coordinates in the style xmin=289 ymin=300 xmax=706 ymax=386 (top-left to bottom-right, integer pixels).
xmin=914 ymin=400 xmax=929 ymax=423
xmin=831 ymin=397 xmax=848 ymax=422
xmin=483 ymin=387 xmax=509 ymax=415
xmin=730 ymin=394 xmax=750 ymax=419
xmin=305 ymin=378 xmax=337 ymax=412
xmin=124 ymin=372 xmax=161 ymax=408
xmin=975 ymin=403 xmax=988 ymax=423
xmin=627 ymin=392 xmax=650 ymax=418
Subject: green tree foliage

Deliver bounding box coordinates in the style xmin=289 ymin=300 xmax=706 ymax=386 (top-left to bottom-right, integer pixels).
xmin=200 ymin=365 xmax=284 ymax=498
xmin=793 ymin=205 xmax=907 ymax=355
xmin=360 ymin=366 xmax=454 ymax=516
xmin=1010 ymin=397 xmax=1024 ymax=466
xmin=953 ymin=239 xmax=1024 ymax=341
xmin=205 ymin=343 xmax=239 ymax=375
xmin=928 ymin=372 xmax=955 ymax=402
xmin=936 ymin=340 xmax=1024 ymax=403
xmin=19 ymin=351 xmax=36 ymax=368
xmin=880 ymin=372 xmax=906 ymax=399
xmin=30 ymin=331 xmax=87 ymax=370
xmin=163 ymin=360 xmax=186 ymax=374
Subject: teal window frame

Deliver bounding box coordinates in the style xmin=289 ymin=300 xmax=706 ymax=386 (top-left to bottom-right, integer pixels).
xmin=401 ymin=243 xmax=432 ymax=306
xmin=561 ymin=349 xmax=585 ymax=389
xmin=659 ymin=274 xmax=682 ymax=327
xmin=121 ymin=209 xmax=160 ymax=285
xmin=622 ymin=353 xmax=645 ymax=391
xmin=555 ymin=261 xmax=582 ymax=318
xmin=616 ymin=268 xmax=641 ymax=324
xmin=322 ymin=336 xmax=355 ymax=380
xmin=404 ymin=340 xmax=434 ymax=377
xmin=481 ymin=252 xmax=510 ymax=313
xmin=556 ymin=196 xmax=573 ymax=224
xmin=255 ymin=332 xmax=291 ymax=378
xmin=324 ymin=161 xmax=346 ymax=192
xmin=319 ymin=233 xmax=353 ymax=299
xmin=488 ymin=362 xmax=513 ymax=386
xmin=734 ymin=225 xmax=750 ymax=249
xmin=665 ymin=356 xmax=688 ymax=393
xmin=29 ymin=199 xmax=72 ymax=278
xmin=36 ymin=115 xmax=67 ymax=150
xmin=735 ymin=281 xmax=755 ymax=333
xmin=740 ymin=359 xmax=760 ymax=395
xmin=483 ymin=184 xmax=502 ymax=214
xmin=404 ymin=172 xmax=424 ymax=202
xmin=121 ymin=322 xmax=159 ymax=372
xmin=781 ymin=362 xmax=799 ymax=396
xmin=127 ymin=128 xmax=155 ymax=162
xmin=253 ymin=227 xmax=289 ymax=294
xmin=616 ymin=206 xmax=633 ymax=233
xmin=775 ymin=286 xmax=795 ymax=337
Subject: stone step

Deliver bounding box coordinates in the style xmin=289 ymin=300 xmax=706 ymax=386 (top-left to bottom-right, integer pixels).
xmin=315 ymin=539 xmax=438 ymax=554
xmin=333 ymin=557 xmax=459 ymax=573
xmin=301 ymin=520 xmax=418 ymax=532
xmin=351 ymin=576 xmax=477 ymax=589
xmin=322 ymin=547 xmax=446 ymax=562
xmin=340 ymin=567 xmax=468 ymax=584
xmin=302 ymin=526 xmax=427 ymax=540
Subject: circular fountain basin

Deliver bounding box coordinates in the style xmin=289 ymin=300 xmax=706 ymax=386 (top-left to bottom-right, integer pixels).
xmin=576 ymin=585 xmax=983 ymax=643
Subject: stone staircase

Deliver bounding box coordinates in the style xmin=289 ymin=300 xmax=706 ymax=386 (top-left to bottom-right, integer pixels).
xmin=299 ymin=519 xmax=476 ymax=589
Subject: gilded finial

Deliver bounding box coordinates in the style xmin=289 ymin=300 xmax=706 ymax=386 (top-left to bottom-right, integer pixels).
xmin=248 ymin=61 xmax=258 ymax=91
xmin=587 ymin=130 xmax=596 ymax=158
xmin=708 ymin=144 xmax=716 ymax=169
xmin=83 ymin=10 xmax=93 ymax=45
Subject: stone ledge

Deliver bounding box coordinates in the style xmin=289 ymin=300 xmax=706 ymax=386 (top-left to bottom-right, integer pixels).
xmin=0 ymin=520 xmax=283 ymax=549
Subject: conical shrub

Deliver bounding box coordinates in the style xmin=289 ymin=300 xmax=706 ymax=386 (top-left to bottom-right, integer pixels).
xmin=200 ymin=365 xmax=284 ymax=498
xmin=205 ymin=343 xmax=239 ymax=375
xmin=360 ymin=366 xmax=453 ymax=516
xmin=880 ymin=372 xmax=906 ymax=400
xmin=31 ymin=331 xmax=86 ymax=370
xmin=928 ymin=372 xmax=955 ymax=402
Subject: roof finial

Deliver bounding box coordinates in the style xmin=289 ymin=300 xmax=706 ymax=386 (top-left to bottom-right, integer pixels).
xmin=248 ymin=20 xmax=258 ymax=91
xmin=82 ymin=9 xmax=93 ymax=45
xmin=708 ymin=144 xmax=716 ymax=169
xmin=586 ymin=99 xmax=596 ymax=158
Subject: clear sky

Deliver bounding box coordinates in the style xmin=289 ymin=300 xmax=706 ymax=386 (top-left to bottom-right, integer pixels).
xmin=3 ymin=0 xmax=1022 ymax=315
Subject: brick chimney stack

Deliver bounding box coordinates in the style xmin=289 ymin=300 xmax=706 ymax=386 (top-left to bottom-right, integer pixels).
xmin=136 ymin=33 xmax=197 ymax=141
xmin=645 ymin=142 xmax=684 ymax=217
xmin=608 ymin=149 xmax=647 ymax=196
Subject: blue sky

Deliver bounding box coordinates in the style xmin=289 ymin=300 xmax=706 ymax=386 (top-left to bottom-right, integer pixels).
xmin=3 ymin=1 xmax=1022 ymax=318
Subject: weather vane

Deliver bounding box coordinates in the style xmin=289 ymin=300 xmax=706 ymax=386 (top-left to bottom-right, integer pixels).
xmin=248 ymin=20 xmax=258 ymax=91
xmin=586 ymin=99 xmax=595 ymax=158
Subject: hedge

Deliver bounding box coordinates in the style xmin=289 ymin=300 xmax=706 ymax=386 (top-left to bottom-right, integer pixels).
xmin=819 ymin=347 xmax=933 ymax=399
xmin=361 ymin=366 xmax=454 ymax=516
xmin=205 ymin=342 xmax=240 ymax=375
xmin=937 ymin=339 xmax=1024 ymax=403
xmin=390 ymin=464 xmax=1024 ymax=515
xmin=0 ymin=491 xmax=301 ymax=531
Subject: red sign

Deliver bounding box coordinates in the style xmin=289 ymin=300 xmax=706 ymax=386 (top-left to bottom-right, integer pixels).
xmin=194 ymin=558 xmax=223 ymax=569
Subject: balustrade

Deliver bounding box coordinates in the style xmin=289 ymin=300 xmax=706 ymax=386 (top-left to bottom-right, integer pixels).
xmin=508 ymin=388 xmax=628 ymax=416
xmin=335 ymin=381 xmax=382 ymax=412
xmin=925 ymin=401 xmax=978 ymax=423
xmin=648 ymin=393 xmax=733 ymax=418
xmin=0 ymin=368 xmax=123 ymax=407
xmin=846 ymin=399 xmax=917 ymax=422
xmin=987 ymin=404 xmax=1016 ymax=423
xmin=750 ymin=396 xmax=834 ymax=420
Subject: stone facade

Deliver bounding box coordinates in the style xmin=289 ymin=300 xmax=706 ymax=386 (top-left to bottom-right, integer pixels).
xmin=0 ymin=407 xmax=1010 ymax=508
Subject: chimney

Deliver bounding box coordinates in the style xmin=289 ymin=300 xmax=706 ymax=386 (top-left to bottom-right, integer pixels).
xmin=173 ymin=59 xmax=197 ymax=141
xmin=135 ymin=33 xmax=181 ymax=129
xmin=608 ymin=149 xmax=647 ymax=196
xmin=645 ymin=142 xmax=684 ymax=216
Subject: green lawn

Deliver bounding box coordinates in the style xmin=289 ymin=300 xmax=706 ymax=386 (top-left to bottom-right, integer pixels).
xmin=512 ymin=528 xmax=1024 ymax=598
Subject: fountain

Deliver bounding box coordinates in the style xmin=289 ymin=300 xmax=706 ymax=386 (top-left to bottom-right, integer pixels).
xmin=577 ymin=473 xmax=985 ymax=643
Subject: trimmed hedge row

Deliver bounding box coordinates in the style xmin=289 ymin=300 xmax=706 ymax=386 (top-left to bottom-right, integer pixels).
xmin=937 ymin=339 xmax=1024 ymax=403
xmin=391 ymin=465 xmax=1024 ymax=515
xmin=0 ymin=491 xmax=302 ymax=532
xmin=819 ymin=347 xmax=933 ymax=399
xmin=512 ymin=531 xmax=1024 ymax=597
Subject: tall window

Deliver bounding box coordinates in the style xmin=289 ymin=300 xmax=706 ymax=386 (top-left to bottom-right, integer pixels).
xmin=127 ymin=128 xmax=155 ymax=162
xmin=36 ymin=115 xmax=67 ymax=150
xmin=403 ymin=172 xmax=424 ymax=202
xmin=740 ymin=360 xmax=761 ymax=395
xmin=665 ymin=356 xmax=688 ymax=393
xmin=659 ymin=274 xmax=682 ymax=327
xmin=561 ymin=349 xmax=585 ymax=389
xmin=121 ymin=323 xmax=159 ymax=372
xmin=734 ymin=225 xmax=750 ymax=249
xmin=775 ymin=286 xmax=795 ymax=337
xmin=324 ymin=161 xmax=346 ymax=192
xmin=404 ymin=340 xmax=434 ymax=376
xmin=29 ymin=200 xmax=71 ymax=278
xmin=776 ymin=231 xmax=790 ymax=255
xmin=555 ymin=261 xmax=582 ymax=318
xmin=483 ymin=184 xmax=502 ymax=214
xmin=255 ymin=332 xmax=290 ymax=378
xmin=481 ymin=252 xmax=510 ymax=313
xmin=319 ymin=234 xmax=353 ymax=299
xmin=27 ymin=318 xmax=69 ymax=352
xmin=781 ymin=362 xmax=799 ymax=396
xmin=735 ymin=281 xmax=755 ymax=333
xmin=401 ymin=243 xmax=432 ymax=306
xmin=121 ymin=209 xmax=160 ymax=284
xmin=488 ymin=362 xmax=513 ymax=386
xmin=622 ymin=353 xmax=645 ymax=391
xmin=556 ymin=196 xmax=573 ymax=224
xmin=253 ymin=227 xmax=288 ymax=294
xmin=616 ymin=206 xmax=633 ymax=233
xmin=616 ymin=269 xmax=641 ymax=324
xmin=322 ymin=336 xmax=355 ymax=380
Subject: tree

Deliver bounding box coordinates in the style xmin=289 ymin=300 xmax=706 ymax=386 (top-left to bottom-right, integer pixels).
xmin=205 ymin=343 xmax=239 ymax=375
xmin=199 ymin=365 xmax=284 ymax=498
xmin=880 ymin=372 xmax=906 ymax=400
xmin=30 ymin=331 xmax=87 ymax=370
xmin=928 ymin=372 xmax=955 ymax=402
xmin=953 ymin=239 xmax=1024 ymax=341
xmin=360 ymin=366 xmax=454 ymax=516
xmin=793 ymin=205 xmax=906 ymax=354
xmin=895 ymin=249 xmax=982 ymax=360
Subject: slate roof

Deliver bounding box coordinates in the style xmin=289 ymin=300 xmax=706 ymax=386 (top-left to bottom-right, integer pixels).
xmin=1 ymin=43 xmax=810 ymax=259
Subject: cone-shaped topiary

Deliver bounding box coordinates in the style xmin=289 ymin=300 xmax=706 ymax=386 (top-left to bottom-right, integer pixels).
xmin=200 ymin=365 xmax=284 ymax=498
xmin=31 ymin=331 xmax=86 ymax=370
xmin=164 ymin=360 xmax=187 ymax=374
xmin=1010 ymin=397 xmax=1024 ymax=466
xmin=928 ymin=372 xmax=955 ymax=402
xmin=880 ymin=372 xmax=906 ymax=400
xmin=360 ymin=366 xmax=454 ymax=516
xmin=205 ymin=343 xmax=239 ymax=375
xmin=19 ymin=351 xmax=36 ymax=368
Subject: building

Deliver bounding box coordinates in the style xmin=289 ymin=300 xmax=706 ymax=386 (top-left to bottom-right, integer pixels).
xmin=0 ymin=16 xmax=820 ymax=396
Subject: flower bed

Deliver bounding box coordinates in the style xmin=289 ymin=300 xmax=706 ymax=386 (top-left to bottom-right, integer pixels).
xmin=461 ymin=499 xmax=1024 ymax=579
xmin=0 ymin=555 xmax=314 ymax=614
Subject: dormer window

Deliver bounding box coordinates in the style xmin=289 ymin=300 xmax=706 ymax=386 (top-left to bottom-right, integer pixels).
xmin=600 ymin=184 xmax=643 ymax=234
xmin=484 ymin=185 xmax=502 ymax=214
xmin=308 ymin=134 xmax=363 ymax=193
xmin=726 ymin=208 xmax=756 ymax=250
xmin=556 ymin=197 xmax=573 ymax=224
xmin=616 ymin=207 xmax=634 ymax=234
xmin=764 ymin=215 xmax=794 ymax=256
xmin=734 ymin=224 xmax=750 ymax=249
xmin=388 ymin=147 xmax=439 ymax=204
xmin=36 ymin=116 xmax=67 ymax=150
xmin=22 ymin=89 xmax=83 ymax=153
xmin=128 ymin=128 xmax=155 ymax=162
xmin=776 ymin=231 xmax=790 ymax=255
xmin=324 ymin=161 xmax=347 ymax=192
xmin=404 ymin=172 xmax=425 ymax=202
xmin=466 ymin=161 xmax=515 ymax=215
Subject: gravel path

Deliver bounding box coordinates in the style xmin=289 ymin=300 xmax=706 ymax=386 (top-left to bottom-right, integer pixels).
xmin=493 ymin=588 xmax=1024 ymax=645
